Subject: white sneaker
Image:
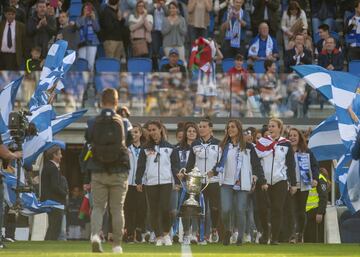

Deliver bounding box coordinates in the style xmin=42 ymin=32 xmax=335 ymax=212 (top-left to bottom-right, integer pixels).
xmin=230 ymin=232 xmax=238 ymax=244
xmin=190 ymin=234 xmax=198 ymax=244
xmin=149 ymin=232 xmax=156 ymax=243
xmin=163 ymin=234 xmax=173 ymax=246
xmin=112 ymin=245 xmax=123 ymax=253
xmin=198 ymin=240 xmax=207 ymax=245
xmin=256 ymin=232 xmax=262 ymax=244
xmin=91 ymin=234 xmax=103 ymax=253
xmin=210 ymin=230 xmax=219 ymax=243
xmin=243 ymin=233 xmax=251 ymax=243
xmin=155 ymin=237 xmax=163 ymax=246
xmin=182 ymin=235 xmax=191 ymax=245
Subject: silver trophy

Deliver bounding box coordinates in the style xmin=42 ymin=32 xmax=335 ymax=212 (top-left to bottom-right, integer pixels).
xmin=179 ymin=167 xmax=209 ymax=217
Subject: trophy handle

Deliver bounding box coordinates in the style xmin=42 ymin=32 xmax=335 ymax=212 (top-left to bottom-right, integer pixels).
xmin=179 ymin=167 xmax=188 ymax=175
xmin=201 ymin=180 xmax=210 ymax=193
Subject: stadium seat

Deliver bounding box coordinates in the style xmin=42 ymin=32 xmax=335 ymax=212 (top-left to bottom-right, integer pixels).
xmin=71 ymin=58 xmax=89 ymax=72
xmin=158 ymin=57 xmax=184 ymax=71
xmin=313 ymin=31 xmax=339 ymax=44
xmin=70 ymin=0 xmax=82 ymax=4
xmin=253 ymin=60 xmax=279 ymax=74
xmin=222 ymin=58 xmax=234 ymax=73
xmin=127 ymin=58 xmax=152 ymax=73
xmin=95 ymin=57 xmax=121 ymax=72
xmin=68 ymin=3 xmax=82 ymax=18
xmin=349 ymin=60 xmax=360 ymax=77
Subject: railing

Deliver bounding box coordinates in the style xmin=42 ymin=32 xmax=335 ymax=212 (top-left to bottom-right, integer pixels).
xmin=0 ymin=70 xmax=333 ymax=119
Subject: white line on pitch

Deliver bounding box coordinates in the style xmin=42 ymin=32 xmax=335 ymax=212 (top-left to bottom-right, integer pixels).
xmin=181 ymin=244 xmax=193 ymax=257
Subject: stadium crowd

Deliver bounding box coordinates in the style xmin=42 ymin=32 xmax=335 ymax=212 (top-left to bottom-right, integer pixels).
xmin=0 ymin=0 xmax=360 ymax=252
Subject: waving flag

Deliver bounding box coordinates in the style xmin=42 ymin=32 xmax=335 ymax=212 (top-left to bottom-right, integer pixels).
xmin=51 ymin=109 xmax=87 ymax=135
xmin=29 ymin=40 xmax=76 ymax=111
xmin=23 ymin=105 xmax=53 ymax=167
xmin=309 ymin=114 xmax=345 ymax=161
xmin=0 ymin=76 xmax=23 ymax=134
xmin=292 ymin=65 xmax=360 ymax=150
xmin=22 ymin=108 xmax=86 ymax=168
xmin=1 ymin=170 xmax=63 ymax=216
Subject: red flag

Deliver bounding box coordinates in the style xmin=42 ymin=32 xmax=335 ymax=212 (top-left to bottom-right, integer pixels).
xmin=78 ymin=192 xmax=91 ymax=220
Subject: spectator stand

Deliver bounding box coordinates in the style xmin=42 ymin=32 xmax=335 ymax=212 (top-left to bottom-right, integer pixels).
xmin=94 ymin=57 xmax=121 ymax=93
xmin=127 ymin=58 xmax=153 ymax=114
xmin=349 ymin=60 xmax=360 ymax=77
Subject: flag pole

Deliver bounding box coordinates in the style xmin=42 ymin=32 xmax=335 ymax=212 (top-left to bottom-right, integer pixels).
xmin=331 ymin=160 xmax=337 ymax=206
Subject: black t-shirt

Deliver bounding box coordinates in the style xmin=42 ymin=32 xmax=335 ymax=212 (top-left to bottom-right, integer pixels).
xmin=161 ymin=63 xmax=187 ymax=73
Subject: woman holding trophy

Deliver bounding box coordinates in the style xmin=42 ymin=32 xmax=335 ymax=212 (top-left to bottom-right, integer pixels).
xmin=215 ymin=119 xmax=266 ymax=246
xmin=287 ymin=128 xmax=319 ymax=243
xmin=186 ymin=118 xmax=222 ymax=244
xmin=255 ymin=118 xmax=297 ymax=245
xmin=174 ymin=122 xmax=200 ymax=245
xmin=135 ymin=121 xmax=179 ymax=246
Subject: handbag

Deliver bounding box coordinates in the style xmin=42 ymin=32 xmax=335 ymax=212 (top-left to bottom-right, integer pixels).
xmin=131 ymin=38 xmax=149 ymax=57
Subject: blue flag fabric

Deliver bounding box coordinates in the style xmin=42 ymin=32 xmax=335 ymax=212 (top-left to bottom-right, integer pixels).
xmin=0 ymin=76 xmax=23 ymax=134
xmin=1 ymin=171 xmax=64 ymax=216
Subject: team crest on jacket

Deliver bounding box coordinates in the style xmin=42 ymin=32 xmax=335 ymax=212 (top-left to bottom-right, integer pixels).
xmin=164 ymin=149 xmax=168 ymax=153
xmin=211 ymin=146 xmax=216 ymax=150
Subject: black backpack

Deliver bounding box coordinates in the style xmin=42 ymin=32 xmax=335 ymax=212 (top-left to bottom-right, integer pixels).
xmin=90 ymin=114 xmax=130 ymax=169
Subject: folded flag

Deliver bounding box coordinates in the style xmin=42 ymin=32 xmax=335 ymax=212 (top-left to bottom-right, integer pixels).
xmin=79 ymin=192 xmax=91 ymax=220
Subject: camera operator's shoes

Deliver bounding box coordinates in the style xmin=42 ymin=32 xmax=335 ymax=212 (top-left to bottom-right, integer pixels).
xmin=91 ymin=234 xmax=103 ymax=253
xmin=155 ymin=237 xmax=163 ymax=246
xmin=210 ymin=230 xmax=219 ymax=243
xmin=4 ymin=237 xmax=15 ymax=243
xmin=182 ymin=235 xmax=191 ymax=245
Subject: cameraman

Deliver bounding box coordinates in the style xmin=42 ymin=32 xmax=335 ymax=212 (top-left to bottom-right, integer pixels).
xmin=0 ymin=136 xmax=22 ymax=249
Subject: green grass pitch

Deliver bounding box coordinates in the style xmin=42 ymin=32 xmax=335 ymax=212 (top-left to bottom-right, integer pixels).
xmin=0 ymin=241 xmax=359 ymax=257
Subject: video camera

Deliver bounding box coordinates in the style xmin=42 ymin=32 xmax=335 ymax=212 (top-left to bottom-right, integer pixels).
xmin=8 ymin=110 xmax=37 ymax=149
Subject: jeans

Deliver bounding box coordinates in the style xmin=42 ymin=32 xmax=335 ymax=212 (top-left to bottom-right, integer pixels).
xmin=91 ymin=173 xmax=128 ymax=245
xmin=78 ymin=46 xmax=97 ymax=72
xmin=220 ymin=185 xmax=248 ymax=239
xmin=245 ymin=193 xmax=257 ymax=236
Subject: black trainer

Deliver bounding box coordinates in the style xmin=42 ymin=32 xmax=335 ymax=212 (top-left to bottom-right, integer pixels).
xmin=270 ymin=240 xmax=280 ymax=245
xmin=259 ymin=233 xmax=269 ymax=245
xmin=236 ymin=238 xmax=242 ymax=246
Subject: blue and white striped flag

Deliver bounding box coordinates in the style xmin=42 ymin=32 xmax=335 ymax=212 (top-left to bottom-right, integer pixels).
xmin=308 ymin=114 xmax=345 ymax=161
xmin=1 ymin=170 xmax=63 ymax=216
xmin=23 ymin=105 xmax=53 ymax=167
xmin=0 ymin=76 xmax=23 ymax=134
xmin=51 ymin=109 xmax=87 ymax=135
xmin=29 ymin=40 xmax=76 ymax=111
xmin=293 ymin=65 xmax=360 ymax=150
xmin=336 ymin=152 xmax=360 ymax=214
xmin=23 ymin=108 xmax=86 ymax=168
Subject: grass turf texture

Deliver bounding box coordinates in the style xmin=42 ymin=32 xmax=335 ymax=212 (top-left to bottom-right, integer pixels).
xmin=0 ymin=241 xmax=359 ymax=257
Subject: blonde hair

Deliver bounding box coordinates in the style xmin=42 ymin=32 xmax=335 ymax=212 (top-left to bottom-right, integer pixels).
xmin=269 ymin=118 xmax=284 ymax=134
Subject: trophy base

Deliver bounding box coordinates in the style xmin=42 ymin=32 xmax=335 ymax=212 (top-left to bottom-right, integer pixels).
xmin=179 ymin=205 xmax=203 ymax=217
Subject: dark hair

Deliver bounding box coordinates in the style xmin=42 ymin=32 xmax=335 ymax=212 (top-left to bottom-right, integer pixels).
xmin=101 ymin=88 xmax=118 ymax=107
xmin=264 ymin=59 xmax=274 ymax=72
xmin=287 ymin=1 xmax=301 ymax=18
xmin=116 ymin=106 xmax=130 ymax=118
xmin=200 ymin=116 xmax=213 ymax=128
xmin=108 ymin=0 xmax=119 ymax=5
xmin=81 ymin=2 xmax=95 ymax=16
xmin=176 ymin=121 xmax=185 ymax=136
xmin=325 ymin=36 xmax=336 ymax=44
xmin=245 ymin=126 xmax=258 ymax=144
xmin=31 ymin=46 xmax=42 ymax=53
xmin=180 ymin=122 xmax=199 ymax=148
xmin=145 ymin=120 xmax=166 ymax=148
xmin=235 ymin=54 xmax=244 ymax=61
xmin=355 ymin=0 xmax=360 ymax=8
xmin=289 ymin=127 xmax=308 ymax=152
xmin=45 ymin=145 xmax=61 ymax=160
xmin=220 ymin=119 xmax=246 ymax=151
xmin=59 ymin=10 xmax=68 ymax=16
xmin=168 ymin=1 xmax=178 ymax=9
xmin=261 ymin=124 xmax=268 ymax=136
xmin=4 ymin=6 xmax=16 ymax=14
xmin=132 ymin=123 xmax=147 ymax=145
xmin=318 ymin=24 xmax=329 ymax=32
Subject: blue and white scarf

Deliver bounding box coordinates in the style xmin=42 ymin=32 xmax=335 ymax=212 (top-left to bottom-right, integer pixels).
xmin=248 ymin=35 xmax=274 ymax=57
xmin=225 ymin=8 xmax=243 ymax=49
xmin=295 ymin=152 xmax=312 ymax=191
